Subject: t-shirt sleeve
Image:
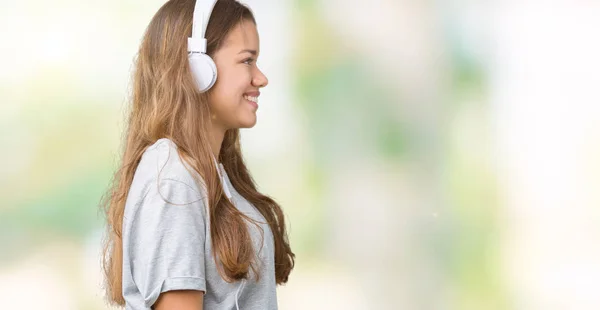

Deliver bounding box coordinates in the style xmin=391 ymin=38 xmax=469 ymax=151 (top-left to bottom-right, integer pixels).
xmin=126 ymin=176 xmax=208 ymax=308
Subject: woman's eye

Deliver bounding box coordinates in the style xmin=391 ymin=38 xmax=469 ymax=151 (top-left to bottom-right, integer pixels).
xmin=243 ymin=58 xmax=254 ymax=65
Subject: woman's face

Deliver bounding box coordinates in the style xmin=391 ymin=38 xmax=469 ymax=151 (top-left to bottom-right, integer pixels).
xmin=208 ymin=20 xmax=268 ymax=131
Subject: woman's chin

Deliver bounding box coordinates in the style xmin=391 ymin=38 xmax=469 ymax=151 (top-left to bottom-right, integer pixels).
xmin=237 ymin=115 xmax=257 ymax=129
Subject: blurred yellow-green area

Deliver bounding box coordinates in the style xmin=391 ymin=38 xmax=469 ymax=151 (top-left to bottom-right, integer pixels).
xmin=2 ymin=1 xmax=600 ymax=309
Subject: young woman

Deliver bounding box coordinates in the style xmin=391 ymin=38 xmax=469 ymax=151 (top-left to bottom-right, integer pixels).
xmin=100 ymin=0 xmax=295 ymax=309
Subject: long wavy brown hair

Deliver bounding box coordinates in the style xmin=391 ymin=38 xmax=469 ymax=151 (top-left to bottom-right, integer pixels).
xmin=100 ymin=0 xmax=295 ymax=305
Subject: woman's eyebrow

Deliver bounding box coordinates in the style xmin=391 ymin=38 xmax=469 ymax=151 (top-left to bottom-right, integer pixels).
xmin=238 ymin=49 xmax=257 ymax=55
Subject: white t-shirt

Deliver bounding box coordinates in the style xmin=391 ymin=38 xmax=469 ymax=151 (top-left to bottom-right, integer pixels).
xmin=121 ymin=138 xmax=277 ymax=310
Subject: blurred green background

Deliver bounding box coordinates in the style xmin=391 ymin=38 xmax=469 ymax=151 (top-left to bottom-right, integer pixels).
xmin=1 ymin=0 xmax=600 ymax=309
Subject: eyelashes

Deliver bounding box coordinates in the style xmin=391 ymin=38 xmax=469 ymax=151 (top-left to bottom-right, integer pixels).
xmin=242 ymin=57 xmax=255 ymax=65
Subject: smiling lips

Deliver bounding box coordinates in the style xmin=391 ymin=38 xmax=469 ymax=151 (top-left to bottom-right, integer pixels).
xmin=243 ymin=91 xmax=260 ymax=109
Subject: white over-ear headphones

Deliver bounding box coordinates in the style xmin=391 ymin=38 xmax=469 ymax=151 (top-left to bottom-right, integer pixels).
xmin=188 ymin=0 xmax=218 ymax=93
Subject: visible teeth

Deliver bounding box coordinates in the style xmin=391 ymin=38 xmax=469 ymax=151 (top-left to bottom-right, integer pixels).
xmin=244 ymin=95 xmax=258 ymax=103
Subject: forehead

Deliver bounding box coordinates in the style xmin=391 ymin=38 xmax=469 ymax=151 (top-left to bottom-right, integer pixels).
xmin=221 ymin=20 xmax=260 ymax=53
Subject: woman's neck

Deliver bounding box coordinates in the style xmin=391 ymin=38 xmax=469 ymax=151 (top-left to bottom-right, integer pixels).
xmin=209 ymin=124 xmax=226 ymax=161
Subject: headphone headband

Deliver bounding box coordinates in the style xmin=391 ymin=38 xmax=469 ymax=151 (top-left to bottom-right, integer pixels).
xmin=188 ymin=0 xmax=218 ymax=53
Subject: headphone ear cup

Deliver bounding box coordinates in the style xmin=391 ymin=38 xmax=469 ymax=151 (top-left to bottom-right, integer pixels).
xmin=188 ymin=53 xmax=217 ymax=92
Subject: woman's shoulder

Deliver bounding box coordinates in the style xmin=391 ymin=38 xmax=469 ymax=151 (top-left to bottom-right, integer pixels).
xmin=142 ymin=137 xmax=179 ymax=163
xmin=135 ymin=138 xmax=204 ymax=195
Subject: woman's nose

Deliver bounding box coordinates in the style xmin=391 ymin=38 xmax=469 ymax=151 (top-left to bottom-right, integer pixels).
xmin=253 ymin=67 xmax=268 ymax=88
